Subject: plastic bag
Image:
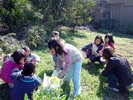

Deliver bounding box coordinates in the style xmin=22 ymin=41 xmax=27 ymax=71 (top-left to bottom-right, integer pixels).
xmin=43 ymin=70 xmax=60 ymax=92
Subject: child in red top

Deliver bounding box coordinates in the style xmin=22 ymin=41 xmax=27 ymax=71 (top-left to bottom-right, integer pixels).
xmin=0 ymin=49 xmax=26 ymax=88
xmin=101 ymin=33 xmax=115 ymax=52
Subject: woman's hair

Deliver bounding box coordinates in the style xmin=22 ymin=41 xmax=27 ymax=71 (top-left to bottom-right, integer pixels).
xmin=94 ymin=35 xmax=103 ymax=46
xmin=47 ymin=37 xmax=67 ymax=55
xmin=21 ymin=62 xmax=35 ymax=76
xmin=102 ymin=47 xmax=115 ymax=61
xmin=11 ymin=49 xmax=26 ymax=65
xmin=105 ymin=33 xmax=114 ymax=44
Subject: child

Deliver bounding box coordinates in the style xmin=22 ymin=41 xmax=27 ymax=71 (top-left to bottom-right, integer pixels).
xmin=82 ymin=35 xmax=104 ymax=65
xmin=10 ymin=62 xmax=42 ymax=100
xmin=0 ymin=49 xmax=26 ymax=88
xmin=101 ymin=33 xmax=115 ymax=52
xmin=22 ymin=46 xmax=40 ymax=64
xmin=52 ymin=31 xmax=60 ymax=39
xmin=51 ymin=31 xmax=65 ymax=69
xmin=51 ymin=31 xmax=60 ymax=66
xmin=102 ymin=47 xmax=133 ymax=92
xmin=47 ymin=37 xmax=82 ymax=96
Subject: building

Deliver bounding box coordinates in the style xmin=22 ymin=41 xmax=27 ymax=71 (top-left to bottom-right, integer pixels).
xmin=93 ymin=0 xmax=133 ymax=31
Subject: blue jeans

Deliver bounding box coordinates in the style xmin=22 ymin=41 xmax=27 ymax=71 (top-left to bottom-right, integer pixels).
xmin=107 ymin=72 xmax=132 ymax=88
xmin=107 ymin=72 xmax=119 ymax=88
xmin=63 ymin=60 xmax=82 ymax=96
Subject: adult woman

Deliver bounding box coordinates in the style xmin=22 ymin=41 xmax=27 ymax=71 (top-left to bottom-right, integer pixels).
xmin=48 ymin=37 xmax=82 ymax=96
xmin=102 ymin=47 xmax=133 ymax=92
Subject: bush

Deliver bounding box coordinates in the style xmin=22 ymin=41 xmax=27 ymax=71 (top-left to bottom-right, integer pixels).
xmin=32 ymin=86 xmax=66 ymax=100
xmin=92 ymin=22 xmax=100 ymax=30
xmin=25 ymin=26 xmax=46 ymax=49
xmin=127 ymin=22 xmax=133 ymax=35
xmin=98 ymin=28 xmax=109 ymax=34
xmin=99 ymin=19 xmax=120 ymax=31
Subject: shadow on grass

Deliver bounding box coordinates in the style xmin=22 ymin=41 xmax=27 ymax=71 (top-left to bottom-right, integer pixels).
xmin=61 ymin=81 xmax=71 ymax=100
xmin=82 ymin=61 xmax=103 ymax=76
xmin=113 ymin=32 xmax=133 ymax=40
xmin=0 ymin=83 xmax=10 ymax=100
xmin=96 ymin=73 xmax=133 ymax=100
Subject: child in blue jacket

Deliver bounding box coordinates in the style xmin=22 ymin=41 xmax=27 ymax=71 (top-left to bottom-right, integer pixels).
xmin=82 ymin=35 xmax=105 ymax=65
xmin=10 ymin=62 xmax=42 ymax=100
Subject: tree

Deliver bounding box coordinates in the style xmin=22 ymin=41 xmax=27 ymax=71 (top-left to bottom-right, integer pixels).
xmin=0 ymin=0 xmax=40 ymax=36
xmin=64 ymin=0 xmax=96 ymax=32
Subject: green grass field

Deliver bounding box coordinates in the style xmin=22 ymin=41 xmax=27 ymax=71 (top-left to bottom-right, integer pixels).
xmin=0 ymin=27 xmax=133 ymax=100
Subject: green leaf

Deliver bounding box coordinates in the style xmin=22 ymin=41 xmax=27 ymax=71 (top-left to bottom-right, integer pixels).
xmin=24 ymin=93 xmax=28 ymax=100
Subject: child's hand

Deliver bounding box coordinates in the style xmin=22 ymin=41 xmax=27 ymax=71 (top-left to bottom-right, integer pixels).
xmin=30 ymin=58 xmax=36 ymax=64
xmin=58 ymin=71 xmax=65 ymax=79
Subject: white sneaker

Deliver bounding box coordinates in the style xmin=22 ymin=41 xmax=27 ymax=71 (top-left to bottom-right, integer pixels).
xmin=107 ymin=86 xmax=119 ymax=92
xmin=126 ymin=85 xmax=132 ymax=89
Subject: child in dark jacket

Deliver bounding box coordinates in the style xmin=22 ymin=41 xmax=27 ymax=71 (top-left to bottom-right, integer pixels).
xmin=10 ymin=62 xmax=42 ymax=100
xmin=102 ymin=47 xmax=133 ymax=92
xmin=82 ymin=35 xmax=104 ymax=65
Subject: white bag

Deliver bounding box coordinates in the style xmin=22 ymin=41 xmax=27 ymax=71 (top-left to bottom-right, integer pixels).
xmin=43 ymin=70 xmax=60 ymax=92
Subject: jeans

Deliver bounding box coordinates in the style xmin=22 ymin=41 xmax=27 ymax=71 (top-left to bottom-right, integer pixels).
xmin=63 ymin=60 xmax=82 ymax=96
xmin=107 ymin=72 xmax=119 ymax=88
xmin=107 ymin=72 xmax=132 ymax=89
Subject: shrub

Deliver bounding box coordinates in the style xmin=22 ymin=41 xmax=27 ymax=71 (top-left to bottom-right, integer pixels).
xmin=25 ymin=26 xmax=46 ymax=49
xmin=98 ymin=28 xmax=109 ymax=34
xmin=92 ymin=22 xmax=100 ymax=30
xmin=127 ymin=22 xmax=133 ymax=35
xmin=33 ymin=85 xmax=66 ymax=100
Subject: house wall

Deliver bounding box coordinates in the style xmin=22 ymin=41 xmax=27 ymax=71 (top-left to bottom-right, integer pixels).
xmin=107 ymin=0 xmax=124 ymax=4
xmin=94 ymin=0 xmax=133 ymax=30
xmin=123 ymin=0 xmax=133 ymax=6
xmin=122 ymin=6 xmax=133 ymax=28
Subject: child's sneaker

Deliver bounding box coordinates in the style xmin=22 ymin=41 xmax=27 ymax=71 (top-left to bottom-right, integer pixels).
xmin=126 ymin=85 xmax=132 ymax=89
xmin=106 ymin=86 xmax=119 ymax=92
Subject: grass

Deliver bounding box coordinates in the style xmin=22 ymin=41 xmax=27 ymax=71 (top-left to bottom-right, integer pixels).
xmin=0 ymin=27 xmax=133 ymax=100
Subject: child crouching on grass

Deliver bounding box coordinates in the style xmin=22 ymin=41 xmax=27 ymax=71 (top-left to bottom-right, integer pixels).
xmin=10 ymin=62 xmax=42 ymax=100
xmin=102 ymin=47 xmax=133 ymax=92
xmin=0 ymin=49 xmax=26 ymax=88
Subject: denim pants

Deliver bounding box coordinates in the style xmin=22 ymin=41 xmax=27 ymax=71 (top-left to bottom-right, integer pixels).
xmin=107 ymin=72 xmax=119 ymax=88
xmin=108 ymin=72 xmax=133 ymax=89
xmin=63 ymin=60 xmax=82 ymax=96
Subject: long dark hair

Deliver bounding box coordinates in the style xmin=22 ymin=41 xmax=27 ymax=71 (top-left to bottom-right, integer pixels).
xmin=21 ymin=62 xmax=35 ymax=76
xmin=105 ymin=33 xmax=114 ymax=44
xmin=11 ymin=49 xmax=26 ymax=65
xmin=94 ymin=35 xmax=103 ymax=46
xmin=47 ymin=37 xmax=67 ymax=55
xmin=102 ymin=47 xmax=115 ymax=61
